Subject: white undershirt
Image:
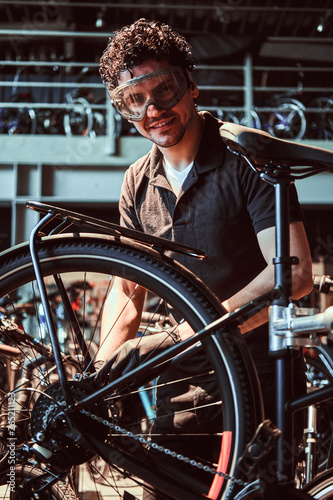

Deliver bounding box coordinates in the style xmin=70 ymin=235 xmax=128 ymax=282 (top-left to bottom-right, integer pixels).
xmin=164 ymin=159 xmax=194 ymax=197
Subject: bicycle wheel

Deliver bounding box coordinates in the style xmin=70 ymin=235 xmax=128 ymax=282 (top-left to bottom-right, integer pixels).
xmin=237 ymin=109 xmax=261 ymax=129
xmin=63 ymin=97 xmax=94 ymax=136
xmin=0 ymin=107 xmax=36 ymax=135
xmin=0 ymin=464 xmax=76 ymax=499
xmin=0 ymin=234 xmax=263 ymax=499
xmin=267 ymin=98 xmax=306 ymax=140
xmin=308 ymin=97 xmax=333 ymax=140
xmin=303 ymin=467 xmax=333 ymax=498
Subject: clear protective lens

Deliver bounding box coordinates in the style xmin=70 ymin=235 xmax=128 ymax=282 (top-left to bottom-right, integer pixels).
xmin=111 ymin=66 xmax=188 ymax=121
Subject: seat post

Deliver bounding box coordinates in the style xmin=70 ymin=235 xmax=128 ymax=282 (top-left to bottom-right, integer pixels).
xmin=273 ymin=176 xmax=298 ymax=305
xmin=271 ymin=174 xmax=298 ymax=482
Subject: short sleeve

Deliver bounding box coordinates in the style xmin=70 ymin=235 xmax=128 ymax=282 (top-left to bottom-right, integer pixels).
xmin=119 ymin=168 xmax=143 ymax=232
xmin=239 ymin=162 xmax=304 ymax=234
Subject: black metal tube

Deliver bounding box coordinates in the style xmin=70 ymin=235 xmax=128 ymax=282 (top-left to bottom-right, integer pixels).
xmin=275 ymin=356 xmax=295 ymax=481
xmin=29 ymin=213 xmax=73 ymax=405
xmin=274 ymin=179 xmax=292 ymax=305
xmin=273 ymin=176 xmax=295 ymax=480
xmin=288 ymin=382 xmax=333 ymax=413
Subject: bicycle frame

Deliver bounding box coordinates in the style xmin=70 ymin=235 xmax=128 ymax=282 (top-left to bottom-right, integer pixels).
xmin=23 ymin=122 xmax=333 ymax=496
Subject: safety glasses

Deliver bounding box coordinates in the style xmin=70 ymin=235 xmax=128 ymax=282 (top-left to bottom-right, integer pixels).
xmin=110 ymin=66 xmax=189 ymax=121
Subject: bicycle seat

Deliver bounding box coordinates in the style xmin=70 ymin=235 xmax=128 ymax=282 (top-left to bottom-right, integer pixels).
xmin=219 ymin=123 xmax=333 ymax=173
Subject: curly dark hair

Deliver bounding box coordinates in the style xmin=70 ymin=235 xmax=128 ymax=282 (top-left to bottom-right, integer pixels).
xmin=100 ymin=18 xmax=195 ymax=92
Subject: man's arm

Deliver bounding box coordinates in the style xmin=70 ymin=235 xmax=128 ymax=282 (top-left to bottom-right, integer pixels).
xmin=96 ymin=277 xmax=146 ymax=362
xmin=178 ymin=221 xmax=313 ymax=339
xmin=96 ymin=221 xmax=313 ymax=354
xmin=222 ymin=221 xmax=313 ymax=333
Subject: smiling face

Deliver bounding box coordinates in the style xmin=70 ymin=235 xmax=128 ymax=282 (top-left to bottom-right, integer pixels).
xmin=118 ymin=59 xmax=199 ymax=149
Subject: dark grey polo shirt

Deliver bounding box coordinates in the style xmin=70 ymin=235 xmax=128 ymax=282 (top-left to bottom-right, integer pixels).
xmin=119 ymin=112 xmax=303 ymax=303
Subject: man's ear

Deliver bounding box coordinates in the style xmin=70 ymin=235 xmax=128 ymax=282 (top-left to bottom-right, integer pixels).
xmin=190 ymin=81 xmax=199 ymax=99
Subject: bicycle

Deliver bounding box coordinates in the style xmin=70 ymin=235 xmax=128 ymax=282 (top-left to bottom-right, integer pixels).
xmin=0 ymin=124 xmax=333 ymax=499
xmin=0 ymin=66 xmax=37 ymax=135
xmin=0 ymin=92 xmax=36 ymax=135
xmin=205 ymin=96 xmax=305 ymax=140
xmin=307 ymin=97 xmax=333 ymax=141
xmin=0 ymin=204 xmax=265 ymax=499
xmin=263 ymin=95 xmax=306 ymax=140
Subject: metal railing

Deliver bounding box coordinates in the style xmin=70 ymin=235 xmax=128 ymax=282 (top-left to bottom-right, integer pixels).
xmin=2 ymin=53 xmax=333 ymax=150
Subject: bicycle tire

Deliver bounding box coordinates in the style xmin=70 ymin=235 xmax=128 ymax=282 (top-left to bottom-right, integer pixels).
xmin=63 ymin=97 xmax=94 ymax=136
xmin=238 ymin=109 xmax=262 ymax=129
xmin=267 ymin=98 xmax=306 ymax=140
xmin=0 ymin=464 xmax=76 ymax=499
xmin=302 ymin=467 xmax=333 ymax=498
xmin=0 ymin=234 xmax=263 ymax=499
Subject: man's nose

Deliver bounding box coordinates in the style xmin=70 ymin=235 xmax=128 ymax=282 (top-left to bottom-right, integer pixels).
xmin=145 ymin=100 xmax=163 ymax=117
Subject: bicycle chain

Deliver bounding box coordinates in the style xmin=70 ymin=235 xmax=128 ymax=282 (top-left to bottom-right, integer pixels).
xmin=80 ymin=408 xmax=246 ymax=487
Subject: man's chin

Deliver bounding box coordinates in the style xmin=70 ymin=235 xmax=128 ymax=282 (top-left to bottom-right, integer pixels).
xmin=149 ymin=130 xmax=186 ymax=149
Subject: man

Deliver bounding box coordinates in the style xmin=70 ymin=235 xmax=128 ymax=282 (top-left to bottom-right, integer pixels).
xmin=96 ymin=18 xmax=313 ymax=498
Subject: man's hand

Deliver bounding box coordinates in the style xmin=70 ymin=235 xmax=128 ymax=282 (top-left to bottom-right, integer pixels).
xmin=94 ymin=330 xmax=180 ymax=386
xmin=177 ymin=321 xmax=195 ymax=340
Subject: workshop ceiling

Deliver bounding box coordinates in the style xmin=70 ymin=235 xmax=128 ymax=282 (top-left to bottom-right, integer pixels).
xmin=1 ymin=0 xmax=332 ymax=37
xmin=0 ymin=0 xmax=332 ymax=63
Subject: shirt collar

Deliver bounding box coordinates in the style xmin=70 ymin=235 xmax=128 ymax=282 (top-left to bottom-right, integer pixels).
xmin=145 ymin=111 xmax=226 ymax=182
xmin=194 ymin=111 xmax=227 ymax=173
